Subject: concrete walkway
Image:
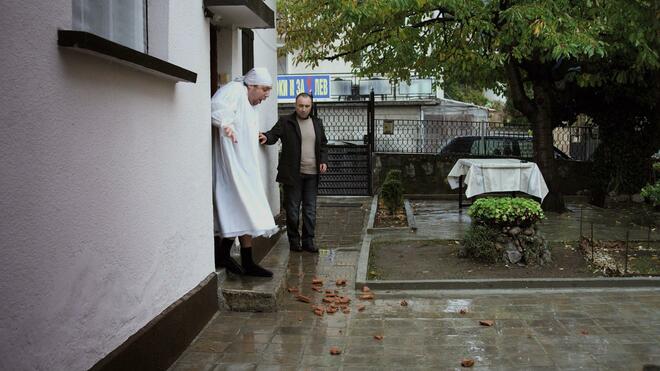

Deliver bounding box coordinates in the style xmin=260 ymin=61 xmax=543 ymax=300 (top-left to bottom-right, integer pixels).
xmin=170 ymin=197 xmax=660 ymax=371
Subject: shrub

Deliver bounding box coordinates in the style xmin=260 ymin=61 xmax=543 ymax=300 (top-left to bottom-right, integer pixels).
xmin=384 ymin=169 xmax=402 ymax=183
xmin=381 ymin=170 xmax=404 ymax=214
xmin=468 ymin=197 xmax=544 ymax=228
xmin=461 ymin=225 xmax=501 ymax=263
xmin=640 ymin=181 xmax=660 ymax=206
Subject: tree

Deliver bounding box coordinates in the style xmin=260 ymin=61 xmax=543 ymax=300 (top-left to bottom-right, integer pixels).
xmin=278 ymin=0 xmax=659 ymax=211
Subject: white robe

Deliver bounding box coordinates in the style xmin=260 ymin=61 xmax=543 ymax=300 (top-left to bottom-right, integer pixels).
xmin=211 ymin=82 xmax=277 ymax=238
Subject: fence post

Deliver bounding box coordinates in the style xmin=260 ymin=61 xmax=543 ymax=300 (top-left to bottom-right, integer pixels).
xmin=591 ymin=222 xmax=594 ymax=262
xmin=624 ymin=230 xmax=629 ymax=276
xmin=367 ymin=90 xmax=375 ymax=195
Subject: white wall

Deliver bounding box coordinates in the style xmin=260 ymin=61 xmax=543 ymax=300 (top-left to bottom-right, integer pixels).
xmin=0 ymin=1 xmax=214 ymax=370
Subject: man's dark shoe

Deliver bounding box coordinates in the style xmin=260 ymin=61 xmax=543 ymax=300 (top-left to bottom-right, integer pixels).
xmin=240 ymin=247 xmax=273 ymax=278
xmin=290 ymin=244 xmax=303 ymax=252
xmin=302 ymin=245 xmax=319 ymax=253
xmin=220 ymin=256 xmax=245 ymax=275
xmin=216 ymin=237 xmax=244 ymax=274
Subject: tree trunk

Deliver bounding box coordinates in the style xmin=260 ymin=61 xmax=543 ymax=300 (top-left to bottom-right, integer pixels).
xmin=531 ymin=83 xmax=566 ymax=212
xmin=504 ymin=62 xmax=566 ymax=212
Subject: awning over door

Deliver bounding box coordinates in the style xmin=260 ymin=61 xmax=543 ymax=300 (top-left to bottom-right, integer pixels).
xmin=204 ymin=0 xmax=274 ymax=29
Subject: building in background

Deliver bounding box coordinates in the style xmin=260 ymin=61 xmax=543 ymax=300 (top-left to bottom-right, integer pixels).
xmin=0 ymin=1 xmax=278 ymax=370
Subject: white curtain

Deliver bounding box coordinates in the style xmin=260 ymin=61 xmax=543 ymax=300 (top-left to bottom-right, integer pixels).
xmin=73 ymin=0 xmax=146 ymax=52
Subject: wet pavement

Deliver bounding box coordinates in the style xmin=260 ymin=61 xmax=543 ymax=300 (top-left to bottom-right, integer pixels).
xmin=170 ymin=197 xmax=660 ymax=371
xmin=410 ymin=199 xmax=659 ymax=242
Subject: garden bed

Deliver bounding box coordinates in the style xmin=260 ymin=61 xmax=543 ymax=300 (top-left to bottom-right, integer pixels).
xmin=373 ymin=197 xmax=409 ymax=228
xmin=578 ymin=238 xmax=660 ymax=276
xmin=368 ymin=239 xmax=600 ymax=280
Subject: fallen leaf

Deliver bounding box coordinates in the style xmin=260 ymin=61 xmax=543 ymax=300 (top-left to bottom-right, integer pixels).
xmin=339 ymin=296 xmax=351 ymax=304
xmin=325 ymin=289 xmax=334 ymax=294
xmin=479 ymin=320 xmax=495 ymax=327
xmin=400 ymin=300 xmax=408 ymax=306
xmin=342 ymin=308 xmax=350 ymax=314
xmin=287 ymin=287 xmax=299 ymax=293
xmin=580 ymin=329 xmax=589 ymax=335
xmin=373 ymin=335 xmax=383 ymax=340
xmin=312 ymin=277 xmax=323 ymax=285
xmin=313 ymin=307 xmax=324 ymax=316
xmin=461 ymin=358 xmax=475 ymax=367
xmin=322 ymin=297 xmax=334 ymax=303
xmin=357 ymin=304 xmax=366 ymax=312
xmin=296 ymin=295 xmax=311 ymax=303
xmin=362 ymin=286 xmax=371 ymax=292
xmin=326 ymin=306 xmax=337 ymax=314
xmin=359 ymin=293 xmax=375 ymax=300
xmin=459 ymin=308 xmax=467 ymax=314
xmin=336 ymin=279 xmax=347 ymax=286
xmin=329 ymin=346 xmax=342 ymax=355
xmin=311 ymin=286 xmax=322 ymax=292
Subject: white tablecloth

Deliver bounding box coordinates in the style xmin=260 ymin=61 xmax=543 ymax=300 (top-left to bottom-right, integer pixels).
xmin=447 ymin=158 xmax=549 ymax=201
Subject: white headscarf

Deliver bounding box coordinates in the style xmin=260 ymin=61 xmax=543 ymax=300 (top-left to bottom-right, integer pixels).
xmin=240 ymin=67 xmax=273 ymax=87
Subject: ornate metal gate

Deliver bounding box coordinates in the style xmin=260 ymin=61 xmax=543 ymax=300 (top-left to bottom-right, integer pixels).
xmin=315 ymin=92 xmax=375 ymax=196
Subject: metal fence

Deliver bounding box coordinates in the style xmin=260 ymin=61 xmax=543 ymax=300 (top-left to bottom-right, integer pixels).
xmin=373 ymin=119 xmax=600 ymax=161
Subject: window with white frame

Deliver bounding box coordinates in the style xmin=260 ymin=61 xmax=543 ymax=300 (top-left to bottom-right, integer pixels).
xmin=72 ymin=0 xmax=147 ymax=52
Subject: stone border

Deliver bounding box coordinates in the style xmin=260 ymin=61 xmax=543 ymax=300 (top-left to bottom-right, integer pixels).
xmin=356 ymin=198 xmax=660 ymax=290
xmin=366 ymin=194 xmax=417 ymax=233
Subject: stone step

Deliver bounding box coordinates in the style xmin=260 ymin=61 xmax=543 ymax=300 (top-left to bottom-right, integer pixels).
xmin=217 ymin=234 xmax=290 ymax=312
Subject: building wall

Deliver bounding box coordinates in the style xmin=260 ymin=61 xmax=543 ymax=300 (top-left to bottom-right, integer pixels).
xmin=253 ymin=8 xmax=281 ymax=214
xmin=0 ymin=1 xmax=216 ymax=370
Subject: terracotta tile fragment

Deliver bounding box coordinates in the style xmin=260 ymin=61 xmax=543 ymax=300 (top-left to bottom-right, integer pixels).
xmin=461 ymin=358 xmax=475 ymax=367
xmin=329 ymin=346 xmax=342 ymax=355
xmin=296 ymin=295 xmax=311 ymax=303
xmin=479 ymin=320 xmax=495 ymax=327
xmin=373 ymin=335 xmax=383 ymax=340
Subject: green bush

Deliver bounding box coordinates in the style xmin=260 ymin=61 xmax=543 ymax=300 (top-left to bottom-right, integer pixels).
xmin=640 ymin=182 xmax=660 ymax=206
xmin=461 ymin=225 xmax=501 ymax=263
xmin=653 ymin=162 xmax=660 ymax=173
xmin=468 ymin=197 xmax=544 ymax=228
xmin=384 ymin=169 xmax=402 ymax=183
xmin=381 ymin=170 xmax=404 ymax=214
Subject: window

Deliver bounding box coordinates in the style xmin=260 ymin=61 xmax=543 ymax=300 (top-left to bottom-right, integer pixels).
xmin=73 ymin=0 xmax=147 ymax=52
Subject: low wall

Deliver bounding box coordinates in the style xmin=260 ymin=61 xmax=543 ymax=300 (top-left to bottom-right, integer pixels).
xmin=373 ymin=153 xmax=593 ymax=195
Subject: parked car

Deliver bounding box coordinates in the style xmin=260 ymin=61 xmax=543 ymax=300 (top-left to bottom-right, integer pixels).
xmin=438 ymin=135 xmax=572 ymax=160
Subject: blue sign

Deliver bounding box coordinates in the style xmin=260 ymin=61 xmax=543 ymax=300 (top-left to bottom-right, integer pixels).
xmin=277 ymin=75 xmax=330 ymax=100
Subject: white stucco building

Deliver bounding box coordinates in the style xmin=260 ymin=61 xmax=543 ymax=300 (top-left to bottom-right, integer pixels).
xmin=0 ymin=1 xmax=279 ymax=370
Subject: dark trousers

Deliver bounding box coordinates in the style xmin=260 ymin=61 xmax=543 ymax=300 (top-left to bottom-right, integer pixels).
xmin=284 ymin=174 xmax=318 ymax=248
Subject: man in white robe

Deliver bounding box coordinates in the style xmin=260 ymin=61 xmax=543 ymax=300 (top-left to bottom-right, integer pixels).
xmin=212 ymin=68 xmax=278 ymax=277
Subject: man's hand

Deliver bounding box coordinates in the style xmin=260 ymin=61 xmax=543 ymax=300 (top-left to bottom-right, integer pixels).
xmin=319 ymin=163 xmax=328 ymax=173
xmin=224 ymin=126 xmax=237 ymax=143
xmin=259 ymin=132 xmax=267 ymax=144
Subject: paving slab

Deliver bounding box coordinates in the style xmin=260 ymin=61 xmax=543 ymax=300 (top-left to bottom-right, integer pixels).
xmin=171 ymin=197 xmax=660 ymax=371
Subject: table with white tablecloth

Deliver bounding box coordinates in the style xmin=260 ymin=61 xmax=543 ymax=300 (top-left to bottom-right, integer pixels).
xmin=447 ymin=158 xmax=549 ymax=207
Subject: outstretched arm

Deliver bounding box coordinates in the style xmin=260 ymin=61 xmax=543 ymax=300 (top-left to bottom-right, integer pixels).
xmin=211 ymin=83 xmax=242 ymax=143
xmin=259 ymin=118 xmax=283 ymax=145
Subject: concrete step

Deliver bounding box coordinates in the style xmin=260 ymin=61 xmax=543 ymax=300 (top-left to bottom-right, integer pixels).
xmin=217 ymin=234 xmax=290 ymax=312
